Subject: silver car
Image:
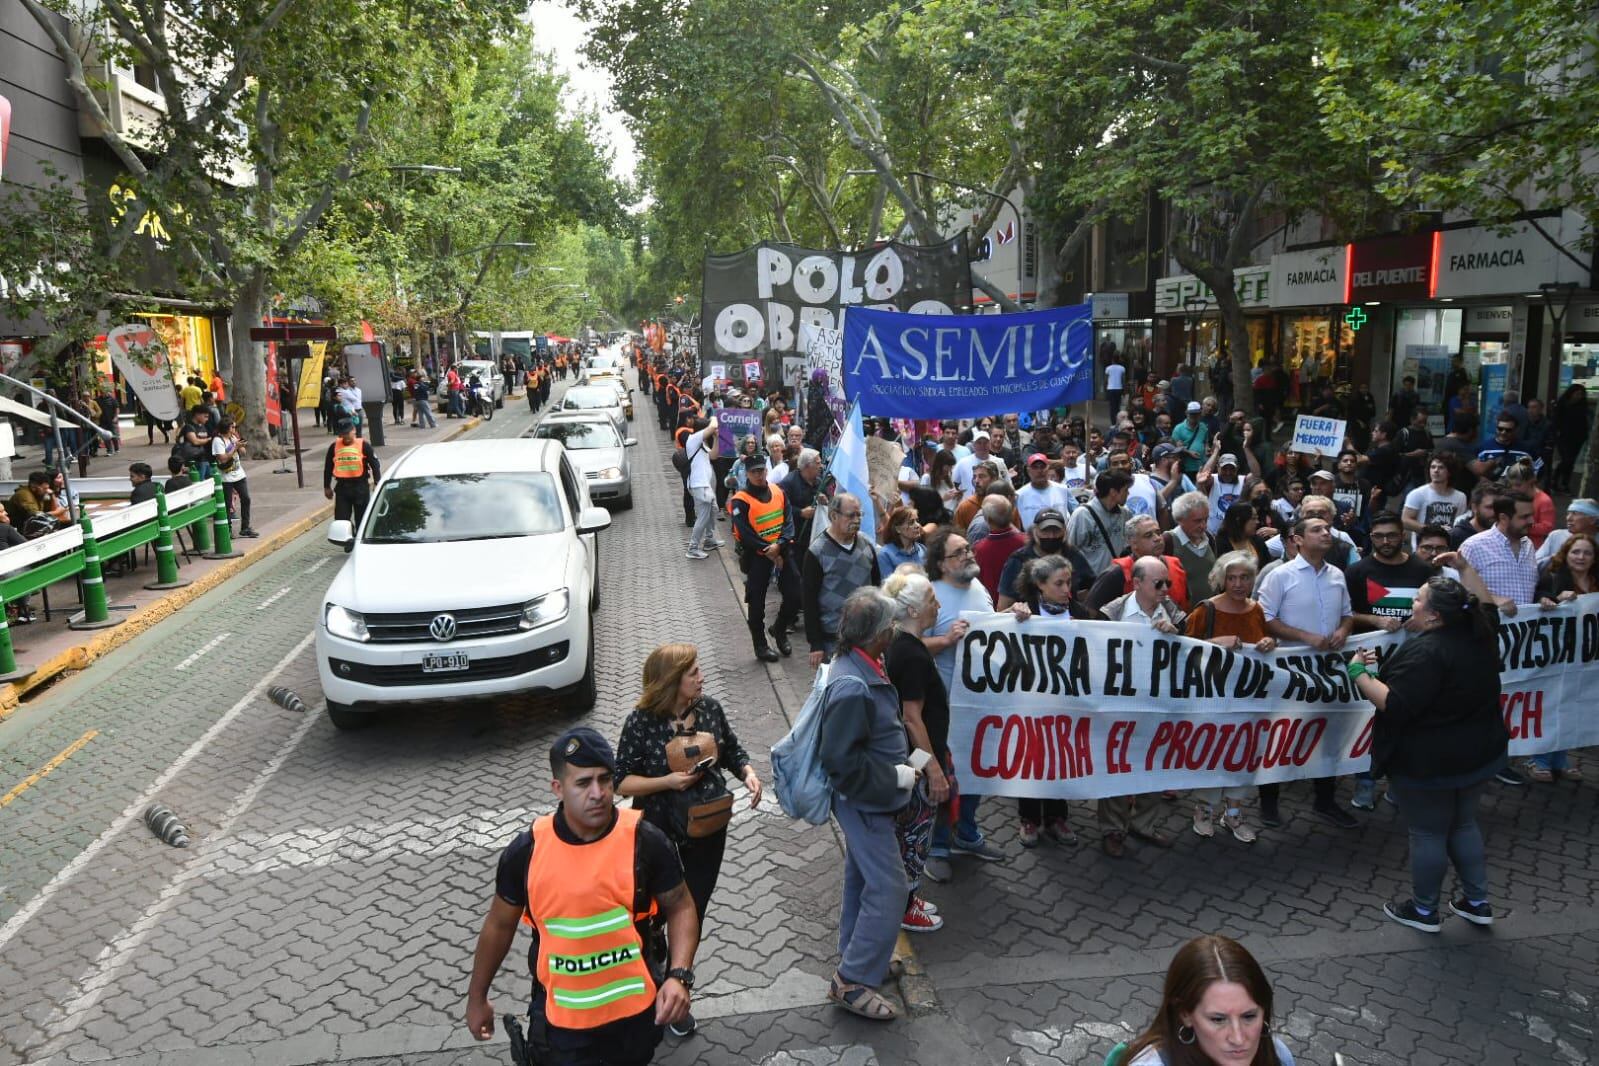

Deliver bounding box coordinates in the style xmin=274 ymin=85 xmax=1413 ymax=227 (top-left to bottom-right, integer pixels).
xmin=530 ymin=412 xmax=635 ymax=510
xmin=558 ymin=384 xmax=628 ymax=432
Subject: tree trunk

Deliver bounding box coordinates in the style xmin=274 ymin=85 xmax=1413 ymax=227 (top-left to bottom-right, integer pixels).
xmin=228 ymin=269 xmax=284 ymax=457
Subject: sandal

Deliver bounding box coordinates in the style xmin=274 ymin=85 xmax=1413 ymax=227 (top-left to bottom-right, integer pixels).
xmin=1525 ymin=762 xmax=1555 ymax=783
xmin=1560 ymin=764 xmax=1583 ymax=782
xmin=829 ymin=974 xmax=901 ymax=1020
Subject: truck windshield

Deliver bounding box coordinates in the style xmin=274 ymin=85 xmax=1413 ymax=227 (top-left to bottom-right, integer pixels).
xmin=362 ymin=472 xmax=564 ymax=543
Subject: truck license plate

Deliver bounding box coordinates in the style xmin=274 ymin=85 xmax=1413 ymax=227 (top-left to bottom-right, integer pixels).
xmin=422 ymin=652 xmax=470 ymax=673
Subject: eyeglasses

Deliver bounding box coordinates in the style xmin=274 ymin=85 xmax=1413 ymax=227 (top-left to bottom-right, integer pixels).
xmin=1150 ymin=579 xmax=1172 ymax=589
xmin=1496 ymin=425 xmax=1515 ymax=435
xmin=947 ymin=547 xmax=973 ymax=558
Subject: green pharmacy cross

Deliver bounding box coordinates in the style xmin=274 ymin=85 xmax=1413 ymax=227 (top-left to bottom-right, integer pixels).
xmin=1344 ymin=307 xmax=1368 ymax=331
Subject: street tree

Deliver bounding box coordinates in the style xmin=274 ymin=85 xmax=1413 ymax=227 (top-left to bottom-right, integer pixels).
xmin=17 ymin=0 xmax=523 ymax=449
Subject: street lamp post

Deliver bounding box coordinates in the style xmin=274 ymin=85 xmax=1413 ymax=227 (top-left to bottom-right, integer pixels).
xmin=904 ymin=170 xmax=1026 ymax=308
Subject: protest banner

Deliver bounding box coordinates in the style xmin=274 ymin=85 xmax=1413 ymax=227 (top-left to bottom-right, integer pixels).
xmin=841 ymin=303 xmax=1095 ymax=420
xmin=1289 ymin=414 xmax=1347 ymax=457
xmin=713 ymin=406 xmax=764 ymax=458
xmin=700 ymin=239 xmax=970 ymax=383
xmin=947 ymin=597 xmax=1599 ymax=801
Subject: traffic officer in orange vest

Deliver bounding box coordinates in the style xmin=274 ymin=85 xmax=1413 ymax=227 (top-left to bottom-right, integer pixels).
xmin=729 ymin=452 xmax=801 ymax=662
xmin=322 ymin=418 xmax=380 ymax=530
xmin=467 ymin=727 xmax=699 ymax=1065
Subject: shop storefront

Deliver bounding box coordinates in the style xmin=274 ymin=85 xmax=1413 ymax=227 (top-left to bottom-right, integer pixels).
xmin=1153 ymin=266 xmax=1271 ymax=375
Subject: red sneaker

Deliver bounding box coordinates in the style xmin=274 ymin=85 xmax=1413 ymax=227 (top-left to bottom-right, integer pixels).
xmin=900 ymin=905 xmax=944 ymax=933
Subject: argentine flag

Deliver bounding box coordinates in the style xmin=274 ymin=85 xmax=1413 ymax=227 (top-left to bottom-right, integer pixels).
xmin=823 ymin=399 xmax=877 ymax=547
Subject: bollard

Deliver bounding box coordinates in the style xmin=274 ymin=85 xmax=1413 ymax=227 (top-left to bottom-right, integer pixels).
xmin=187 ymin=481 xmax=213 ymax=554
xmin=144 ymin=485 xmax=193 ymax=590
xmin=143 ymin=802 xmax=191 ymax=847
xmin=267 ymin=685 xmax=308 ymax=713
xmin=0 ymin=609 xmax=37 ymax=682
xmin=204 ymin=469 xmax=242 ymax=559
xmin=68 ymin=515 xmax=123 ymax=630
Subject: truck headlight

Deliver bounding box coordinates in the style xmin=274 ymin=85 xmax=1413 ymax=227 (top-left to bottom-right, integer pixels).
xmin=324 ymin=604 xmax=369 ymax=642
xmin=520 ymin=589 xmax=570 ymax=630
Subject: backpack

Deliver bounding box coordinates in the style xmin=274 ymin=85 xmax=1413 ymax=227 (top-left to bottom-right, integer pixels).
xmin=771 ymin=664 xmax=849 ymax=825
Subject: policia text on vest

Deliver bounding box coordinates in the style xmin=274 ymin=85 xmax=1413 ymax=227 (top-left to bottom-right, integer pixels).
xmin=322 ymin=431 xmax=380 ymax=531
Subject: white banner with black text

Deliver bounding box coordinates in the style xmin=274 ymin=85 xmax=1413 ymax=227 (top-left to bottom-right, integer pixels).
xmin=947 ymin=595 xmax=1599 ymax=800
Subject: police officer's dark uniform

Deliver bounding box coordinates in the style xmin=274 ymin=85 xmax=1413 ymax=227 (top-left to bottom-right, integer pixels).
xmin=322 ymin=419 xmax=379 ymax=530
xmin=728 ymin=453 xmax=801 ymax=662
xmin=477 ymin=729 xmax=694 ymax=1066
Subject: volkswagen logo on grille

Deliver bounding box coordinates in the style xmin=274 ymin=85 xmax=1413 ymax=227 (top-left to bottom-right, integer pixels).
xmin=429 ymin=614 xmax=458 ymax=642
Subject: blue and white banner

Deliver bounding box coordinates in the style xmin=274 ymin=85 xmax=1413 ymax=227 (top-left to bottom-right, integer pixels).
xmin=841 ymin=303 xmax=1095 ymax=419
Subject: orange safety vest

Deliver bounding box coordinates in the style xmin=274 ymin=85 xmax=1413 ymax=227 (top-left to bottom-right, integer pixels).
xmin=525 ymin=808 xmax=658 ymax=1030
xmin=730 ymin=484 xmax=785 ymax=544
xmin=332 ymin=439 xmax=365 ymax=479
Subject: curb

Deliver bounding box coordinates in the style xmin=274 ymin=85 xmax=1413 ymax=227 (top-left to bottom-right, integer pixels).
xmin=0 ymin=415 xmax=484 ymax=719
xmin=0 ymin=502 xmax=335 ymax=718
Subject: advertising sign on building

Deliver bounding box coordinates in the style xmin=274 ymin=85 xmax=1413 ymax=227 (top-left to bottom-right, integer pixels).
xmin=1434 ymin=212 xmax=1591 ymax=299
xmin=1153 ymin=266 xmax=1270 ymax=314
xmin=1464 ymin=306 xmax=1513 ymax=334
xmin=1347 ymin=232 xmax=1434 ymax=302
xmin=1269 ymin=246 xmax=1347 ymax=308
xmin=106 ymin=323 xmax=183 ymax=422
xmin=0 ymin=94 xmax=11 ymax=184
xmin=1088 ymin=292 xmax=1131 ymax=319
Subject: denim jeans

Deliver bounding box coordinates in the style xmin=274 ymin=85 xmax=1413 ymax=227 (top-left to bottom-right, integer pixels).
xmin=413 ymin=398 xmax=437 ymax=427
xmin=1388 ymin=779 xmax=1490 ymax=911
xmin=929 ymin=794 xmax=983 ymax=857
xmin=832 ymin=797 xmax=906 ymax=987
xmin=1529 ymin=750 xmax=1568 ymax=771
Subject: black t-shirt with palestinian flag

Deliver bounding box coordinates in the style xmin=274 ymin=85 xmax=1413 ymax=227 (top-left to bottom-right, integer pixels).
xmin=1347 ymin=555 xmax=1436 ymax=623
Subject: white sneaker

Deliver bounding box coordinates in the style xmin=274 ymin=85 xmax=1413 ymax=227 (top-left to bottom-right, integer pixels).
xmin=685 ymin=549 xmax=709 ymax=560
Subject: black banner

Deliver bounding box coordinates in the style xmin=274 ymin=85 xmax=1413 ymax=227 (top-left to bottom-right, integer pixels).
xmin=699 ymin=238 xmax=972 ymax=379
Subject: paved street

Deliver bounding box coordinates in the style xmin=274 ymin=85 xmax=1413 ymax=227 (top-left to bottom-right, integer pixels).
xmin=1 ymin=372 xmax=1597 ymax=1066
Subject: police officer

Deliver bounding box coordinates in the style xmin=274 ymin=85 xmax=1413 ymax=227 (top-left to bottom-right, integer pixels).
xmin=729 ymin=452 xmax=801 ymax=662
xmin=322 ymin=418 xmax=379 ymax=530
xmin=467 ymin=728 xmax=700 ymax=1065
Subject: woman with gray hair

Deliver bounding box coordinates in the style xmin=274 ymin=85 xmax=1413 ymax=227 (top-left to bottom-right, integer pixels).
xmin=1181 ymin=549 xmax=1278 ymax=843
xmin=817 ymin=587 xmax=919 ymax=1020
xmin=882 ymin=569 xmax=949 ymax=934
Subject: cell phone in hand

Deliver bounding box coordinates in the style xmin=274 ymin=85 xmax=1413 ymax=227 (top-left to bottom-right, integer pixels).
xmin=693 ymin=756 xmax=715 ymax=774
xmin=907 ymin=748 xmax=933 ymax=772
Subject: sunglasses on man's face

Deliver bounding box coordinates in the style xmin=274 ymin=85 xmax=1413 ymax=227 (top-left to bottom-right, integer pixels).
xmin=1150 ymin=579 xmax=1172 ymax=590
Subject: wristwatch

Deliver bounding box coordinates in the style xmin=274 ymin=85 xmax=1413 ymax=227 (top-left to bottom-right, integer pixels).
xmin=666 ymin=967 xmax=695 ymax=991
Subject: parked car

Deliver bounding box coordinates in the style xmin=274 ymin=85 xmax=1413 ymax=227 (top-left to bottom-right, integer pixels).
xmin=316 ymin=439 xmax=609 ymax=729
xmin=558 ymin=384 xmax=628 ymax=432
xmin=531 ymin=412 xmax=636 ymax=510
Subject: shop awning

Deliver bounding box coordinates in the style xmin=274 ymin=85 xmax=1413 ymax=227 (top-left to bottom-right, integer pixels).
xmin=546 ymin=334 xmax=571 ymax=343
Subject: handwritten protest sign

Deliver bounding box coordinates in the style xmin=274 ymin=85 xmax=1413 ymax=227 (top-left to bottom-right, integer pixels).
xmin=1289 ymin=414 xmax=1347 ymax=457
xmin=947 ymin=597 xmax=1599 ymax=800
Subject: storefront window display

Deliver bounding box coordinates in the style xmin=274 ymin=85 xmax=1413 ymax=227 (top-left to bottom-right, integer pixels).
xmin=1392 ymin=308 xmax=1463 ymax=433
xmin=139 ymin=313 xmax=215 ymax=382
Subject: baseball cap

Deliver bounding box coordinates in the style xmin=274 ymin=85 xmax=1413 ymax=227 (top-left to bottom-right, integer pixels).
xmin=1568 ymin=499 xmax=1599 ymax=518
xmin=1151 ymin=443 xmax=1180 ymax=462
xmin=744 ymin=452 xmax=769 ymax=471
xmin=1157 ymin=379 xmax=1170 ymax=389
xmin=919 ymin=437 xmax=939 ymax=450
xmin=1033 ymin=508 xmax=1067 ymax=531
xmin=1026 ymin=452 xmax=1050 ymax=466
xmin=1186 ymin=401 xmax=1202 ymax=414
xmin=552 ymin=727 xmax=615 ymax=773
xmin=1309 ymin=469 xmax=1335 ymax=482
xmin=1219 ymin=453 xmax=1239 ymax=468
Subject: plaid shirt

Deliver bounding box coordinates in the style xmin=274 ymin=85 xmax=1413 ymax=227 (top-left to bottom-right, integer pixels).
xmin=1460 ymin=526 xmax=1538 ymax=605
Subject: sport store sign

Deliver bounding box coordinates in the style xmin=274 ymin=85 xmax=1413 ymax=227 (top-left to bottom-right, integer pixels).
xmin=1154 ymin=266 xmax=1270 ymax=314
